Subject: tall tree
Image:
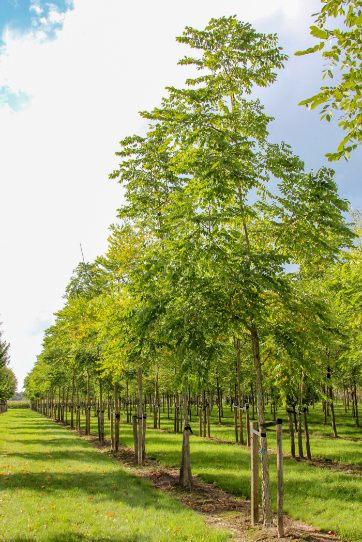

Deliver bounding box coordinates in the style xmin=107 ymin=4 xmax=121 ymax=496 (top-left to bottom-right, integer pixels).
xmin=111 ymin=16 xmax=353 ymax=522
xmin=0 ymin=367 xmax=17 ymax=402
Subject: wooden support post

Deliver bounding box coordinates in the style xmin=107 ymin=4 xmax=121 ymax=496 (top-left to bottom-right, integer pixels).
xmin=199 ymin=401 xmax=203 ymax=437
xmin=133 ymin=415 xmax=138 ymax=461
xmin=110 ymin=410 xmax=115 ymax=451
xmin=250 ymin=421 xmax=259 ymax=525
xmin=207 ymin=394 xmax=211 ymax=438
xmin=260 ymin=429 xmax=272 ymax=527
xmin=114 ymin=383 xmax=120 ymax=452
xmin=276 ymin=419 xmax=284 ymax=538
xmin=246 ymin=404 xmax=250 ymax=447
xmin=142 ymin=415 xmax=146 ymax=463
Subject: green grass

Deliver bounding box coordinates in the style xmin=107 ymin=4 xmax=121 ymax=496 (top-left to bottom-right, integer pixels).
xmin=151 ymin=402 xmax=362 ymax=466
xmin=0 ymin=409 xmax=229 ymax=542
xmin=77 ymin=403 xmax=361 ymax=542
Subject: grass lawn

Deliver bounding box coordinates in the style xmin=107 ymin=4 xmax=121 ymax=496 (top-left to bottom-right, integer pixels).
xmin=78 ymin=403 xmax=361 ymax=542
xmin=0 ymin=409 xmax=228 ymax=542
xmin=150 ymin=403 xmax=362 ymax=466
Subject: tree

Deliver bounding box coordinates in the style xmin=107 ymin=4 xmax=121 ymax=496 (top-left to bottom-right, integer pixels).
xmin=0 ymin=324 xmax=15 ymax=410
xmin=0 ymin=324 xmax=10 ymax=368
xmin=328 ymin=242 xmax=362 ymax=426
xmin=111 ymin=16 xmax=353 ymax=521
xmin=0 ymin=366 xmax=17 ymax=402
xmin=296 ymin=0 xmax=362 ymax=160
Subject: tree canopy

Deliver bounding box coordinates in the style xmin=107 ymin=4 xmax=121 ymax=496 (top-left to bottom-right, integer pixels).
xmin=296 ymin=0 xmax=362 ymax=160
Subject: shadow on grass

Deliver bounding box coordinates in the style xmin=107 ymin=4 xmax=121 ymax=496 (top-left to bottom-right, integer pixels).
xmin=141 ymin=430 xmax=362 ymax=505
xmin=0 ymin=469 xmax=187 ymax=513
xmin=4 ymin=449 xmax=101 ymax=462
xmin=7 ymin=438 xmax=92 ymax=448
xmin=7 ymin=429 xmax=74 ymax=435
xmin=7 ymin=534 xmax=152 ymax=542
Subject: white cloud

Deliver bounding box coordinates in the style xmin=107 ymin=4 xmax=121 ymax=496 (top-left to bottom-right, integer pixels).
xmin=47 ymin=6 xmax=65 ymax=25
xmin=29 ymin=1 xmax=43 ymax=16
xmin=0 ymin=0 xmax=324 ymax=388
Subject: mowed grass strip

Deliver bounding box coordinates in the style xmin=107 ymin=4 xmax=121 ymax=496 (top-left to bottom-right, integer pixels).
xmin=0 ymin=409 xmax=229 ymax=542
xmin=143 ymin=403 xmax=362 ymax=466
xmin=82 ymin=409 xmax=361 ymax=542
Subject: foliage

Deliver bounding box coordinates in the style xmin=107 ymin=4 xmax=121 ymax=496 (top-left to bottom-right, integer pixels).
xmin=0 ymin=324 xmax=16 ymax=403
xmin=0 ymin=366 xmax=17 ymax=402
xmin=26 ymin=14 xmax=358 ymax=431
xmin=296 ymin=0 xmax=362 ymax=160
xmin=0 ymin=324 xmax=10 ymax=368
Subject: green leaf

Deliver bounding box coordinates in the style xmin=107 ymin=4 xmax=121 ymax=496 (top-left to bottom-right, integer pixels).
xmin=310 ymin=25 xmax=329 ymax=40
xmin=295 ymin=43 xmax=324 ymax=56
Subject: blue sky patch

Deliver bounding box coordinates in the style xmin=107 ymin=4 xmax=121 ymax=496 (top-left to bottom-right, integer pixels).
xmin=0 ymin=0 xmax=73 ymax=44
xmin=0 ymin=0 xmax=73 ymax=110
xmin=0 ymin=86 xmax=32 ymax=110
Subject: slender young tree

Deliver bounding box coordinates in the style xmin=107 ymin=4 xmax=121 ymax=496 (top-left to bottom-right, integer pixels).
xmin=111 ymin=16 xmax=352 ymax=522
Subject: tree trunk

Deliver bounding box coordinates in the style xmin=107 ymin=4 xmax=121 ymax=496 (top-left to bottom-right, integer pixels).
xmin=353 ymin=380 xmax=359 ymax=427
xmin=154 ymin=365 xmax=159 ymax=429
xmin=76 ymin=386 xmax=81 ymax=432
xmin=179 ymin=389 xmax=192 ymax=489
xmin=250 ymin=324 xmax=272 ymax=527
xmin=297 ymin=410 xmax=304 ymax=459
xmin=98 ymin=380 xmax=104 ymax=445
xmin=327 ymin=366 xmax=338 ymax=438
xmin=70 ymin=374 xmax=75 ymax=429
xmin=234 ymin=337 xmax=244 ymax=445
xmin=65 ymin=388 xmax=68 ymax=424
xmin=287 ymin=408 xmax=295 ymax=458
xmin=216 ymin=377 xmax=223 ymax=424
xmin=136 ymin=367 xmax=145 ymax=465
xmin=57 ymin=387 xmax=61 ymax=421
xmin=303 ymin=407 xmax=311 ymax=460
xmin=233 ymin=401 xmax=239 ymax=443
xmin=297 ymin=374 xmax=304 ymax=459
xmin=207 ymin=391 xmax=211 ymax=438
xmin=85 ymin=371 xmax=91 ymax=435
xmin=114 ymin=382 xmax=120 ymax=452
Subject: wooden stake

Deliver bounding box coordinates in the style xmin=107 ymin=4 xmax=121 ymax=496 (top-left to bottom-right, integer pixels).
xmin=250 ymin=421 xmax=259 ymax=525
xmin=114 ymin=382 xmax=120 ymax=452
xmin=133 ymin=415 xmax=138 ymax=461
xmin=276 ymin=419 xmax=284 ymax=537
xmin=246 ymin=405 xmax=250 ymax=447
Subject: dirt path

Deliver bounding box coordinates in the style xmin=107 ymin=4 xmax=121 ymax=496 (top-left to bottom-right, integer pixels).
xmin=86 ymin=435 xmax=341 ymax=542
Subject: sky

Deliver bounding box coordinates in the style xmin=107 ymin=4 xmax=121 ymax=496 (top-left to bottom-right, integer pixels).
xmin=0 ymin=0 xmax=361 ymax=390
